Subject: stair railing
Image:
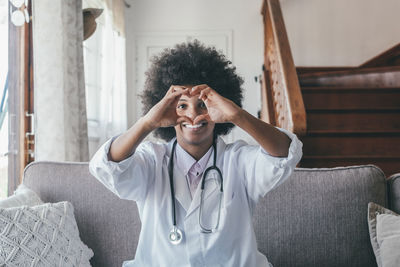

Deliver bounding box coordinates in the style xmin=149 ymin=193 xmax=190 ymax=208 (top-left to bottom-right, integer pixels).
xmin=261 ymin=0 xmax=306 ymax=135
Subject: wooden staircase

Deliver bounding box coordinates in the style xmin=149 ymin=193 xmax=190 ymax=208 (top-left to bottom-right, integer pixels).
xmin=297 ymin=67 xmax=400 ymax=176
xmin=260 ymin=0 xmax=400 ymax=177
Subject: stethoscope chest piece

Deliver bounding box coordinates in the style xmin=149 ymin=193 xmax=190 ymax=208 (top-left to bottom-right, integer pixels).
xmin=169 ymin=226 xmax=183 ymax=245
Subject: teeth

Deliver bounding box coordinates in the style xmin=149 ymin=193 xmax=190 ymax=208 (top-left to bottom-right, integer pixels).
xmin=183 ymin=122 xmax=205 ymax=129
xmin=184 ymin=124 xmax=202 ymax=129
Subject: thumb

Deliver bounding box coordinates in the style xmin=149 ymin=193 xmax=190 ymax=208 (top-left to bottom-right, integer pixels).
xmin=193 ymin=114 xmax=211 ymax=125
xmin=177 ymin=116 xmax=193 ymax=125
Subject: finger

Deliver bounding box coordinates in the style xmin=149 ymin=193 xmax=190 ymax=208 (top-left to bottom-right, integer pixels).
xmin=176 ymin=116 xmax=193 ymax=125
xmin=162 ymin=92 xmax=184 ymax=110
xmin=191 ymin=84 xmax=207 ymax=95
xmin=193 ymin=114 xmax=211 ymax=125
xmin=168 ymin=85 xmax=187 ymax=95
xmin=167 ymin=87 xmax=189 ymax=101
xmin=190 ymin=84 xmax=209 ymax=95
xmin=198 ymin=87 xmax=212 ymax=101
xmin=174 ymin=85 xmax=189 ymax=92
xmin=167 ymin=85 xmax=176 ymax=95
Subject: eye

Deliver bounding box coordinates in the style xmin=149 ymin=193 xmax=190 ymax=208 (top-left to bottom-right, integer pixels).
xmin=199 ymin=101 xmax=207 ymax=109
xmin=177 ymin=103 xmax=186 ymax=109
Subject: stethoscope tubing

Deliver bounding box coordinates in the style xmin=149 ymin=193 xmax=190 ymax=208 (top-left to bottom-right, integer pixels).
xmin=168 ymin=140 xmax=178 ymax=227
xmin=201 ymin=165 xmax=223 ymax=192
xmin=168 ymin=139 xmax=222 ymax=230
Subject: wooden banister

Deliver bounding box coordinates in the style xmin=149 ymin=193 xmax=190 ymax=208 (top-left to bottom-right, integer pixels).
xmin=261 ymin=0 xmax=306 ymax=136
xmin=360 ymin=43 xmax=400 ymax=68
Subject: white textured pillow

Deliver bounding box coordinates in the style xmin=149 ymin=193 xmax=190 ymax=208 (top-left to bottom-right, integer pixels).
xmin=0 ymin=184 xmax=43 ymax=208
xmin=0 ymin=201 xmax=94 ymax=266
xmin=368 ymin=202 xmax=400 ymax=267
xmin=377 ymin=213 xmax=400 ymax=267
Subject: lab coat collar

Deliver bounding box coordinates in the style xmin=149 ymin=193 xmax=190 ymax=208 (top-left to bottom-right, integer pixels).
xmin=164 ymin=138 xmax=192 ymax=212
xmin=173 ymin=163 xmax=192 ymax=212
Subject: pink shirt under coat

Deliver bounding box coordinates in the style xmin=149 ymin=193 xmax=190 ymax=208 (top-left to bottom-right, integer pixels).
xmin=175 ymin=143 xmax=213 ymax=199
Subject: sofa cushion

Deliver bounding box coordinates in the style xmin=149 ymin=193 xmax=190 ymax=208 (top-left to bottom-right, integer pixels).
xmin=0 ymin=201 xmax=93 ymax=266
xmin=254 ymin=165 xmax=386 ymax=267
xmin=23 ymin=161 xmax=140 ymax=267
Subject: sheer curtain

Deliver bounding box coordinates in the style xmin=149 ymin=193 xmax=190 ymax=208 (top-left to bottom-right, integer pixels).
xmin=83 ymin=0 xmax=127 ymax=158
xmin=32 ymin=0 xmax=89 ymax=162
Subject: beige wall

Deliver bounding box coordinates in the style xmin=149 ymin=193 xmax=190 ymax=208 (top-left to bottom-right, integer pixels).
xmin=124 ymin=0 xmax=400 ymax=141
xmin=281 ymin=0 xmax=400 ymax=66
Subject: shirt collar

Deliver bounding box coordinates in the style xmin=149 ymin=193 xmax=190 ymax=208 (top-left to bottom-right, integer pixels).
xmin=175 ymin=142 xmax=213 ymax=176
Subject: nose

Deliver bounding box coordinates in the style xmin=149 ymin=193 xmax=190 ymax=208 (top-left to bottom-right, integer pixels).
xmin=185 ymin=105 xmax=201 ymax=120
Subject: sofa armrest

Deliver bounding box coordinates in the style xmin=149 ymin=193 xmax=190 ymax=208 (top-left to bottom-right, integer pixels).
xmin=388 ymin=173 xmax=400 ymax=213
xmin=389 ymin=173 xmax=400 ymax=180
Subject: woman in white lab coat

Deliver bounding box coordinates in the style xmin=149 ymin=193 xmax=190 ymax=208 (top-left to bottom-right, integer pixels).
xmin=89 ymin=40 xmax=303 ymax=267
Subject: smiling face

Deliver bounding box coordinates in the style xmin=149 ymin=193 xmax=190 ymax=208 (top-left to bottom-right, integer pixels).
xmin=174 ymin=86 xmax=215 ymax=155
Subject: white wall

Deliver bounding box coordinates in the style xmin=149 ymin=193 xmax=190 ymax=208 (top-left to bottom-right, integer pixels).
xmin=124 ymin=0 xmax=400 ymax=142
xmin=125 ymin=0 xmax=264 ymax=143
xmin=281 ymin=0 xmax=400 ymax=66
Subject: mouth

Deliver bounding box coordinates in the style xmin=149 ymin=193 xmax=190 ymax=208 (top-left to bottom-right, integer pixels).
xmin=182 ymin=121 xmax=207 ymax=130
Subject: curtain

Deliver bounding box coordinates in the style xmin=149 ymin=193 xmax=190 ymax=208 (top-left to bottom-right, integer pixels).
xmin=32 ymin=0 xmax=89 ymax=161
xmin=83 ymin=0 xmax=127 ymax=157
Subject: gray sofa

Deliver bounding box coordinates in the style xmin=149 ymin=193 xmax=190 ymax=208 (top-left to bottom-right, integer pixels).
xmin=22 ymin=161 xmax=400 ymax=267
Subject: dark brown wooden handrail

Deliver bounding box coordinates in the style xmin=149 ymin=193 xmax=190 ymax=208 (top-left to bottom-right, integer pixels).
xmin=299 ymin=66 xmax=400 ymax=87
xmin=360 ymin=43 xmax=400 ymax=68
xmin=261 ymin=0 xmax=306 ymax=135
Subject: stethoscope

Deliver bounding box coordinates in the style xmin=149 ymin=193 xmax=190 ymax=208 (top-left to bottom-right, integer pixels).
xmin=168 ymin=139 xmax=223 ymax=245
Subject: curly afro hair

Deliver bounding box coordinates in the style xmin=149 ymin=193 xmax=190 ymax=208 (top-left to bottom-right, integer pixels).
xmin=141 ymin=40 xmax=244 ymax=141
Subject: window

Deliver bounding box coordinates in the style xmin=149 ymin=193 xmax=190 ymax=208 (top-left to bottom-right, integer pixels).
xmin=0 ymin=1 xmax=9 ymax=198
xmin=83 ymin=0 xmax=127 ymax=157
xmin=5 ymin=0 xmax=33 ymax=197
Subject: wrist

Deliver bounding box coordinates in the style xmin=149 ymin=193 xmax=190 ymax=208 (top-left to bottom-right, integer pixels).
xmin=140 ymin=116 xmax=157 ymax=132
xmin=230 ymin=106 xmax=246 ymax=125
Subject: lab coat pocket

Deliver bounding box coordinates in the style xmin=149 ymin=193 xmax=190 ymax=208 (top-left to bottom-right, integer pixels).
xmin=223 ymin=191 xmax=235 ymax=208
xmin=220 ymin=191 xmax=240 ymax=236
xmin=200 ymin=192 xmax=240 ymax=264
xmin=199 ymin=190 xmax=223 ymax=232
xmin=221 ymin=189 xmax=246 ymax=236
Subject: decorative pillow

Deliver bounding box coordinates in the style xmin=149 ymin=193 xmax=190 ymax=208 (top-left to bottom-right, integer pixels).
xmin=377 ymin=213 xmax=400 ymax=267
xmin=0 ymin=201 xmax=93 ymax=266
xmin=0 ymin=184 xmax=44 ymax=208
xmin=368 ymin=202 xmax=400 ymax=267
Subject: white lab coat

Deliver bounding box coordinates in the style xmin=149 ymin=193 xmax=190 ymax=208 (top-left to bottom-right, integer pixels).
xmin=89 ymin=127 xmax=303 ymax=267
